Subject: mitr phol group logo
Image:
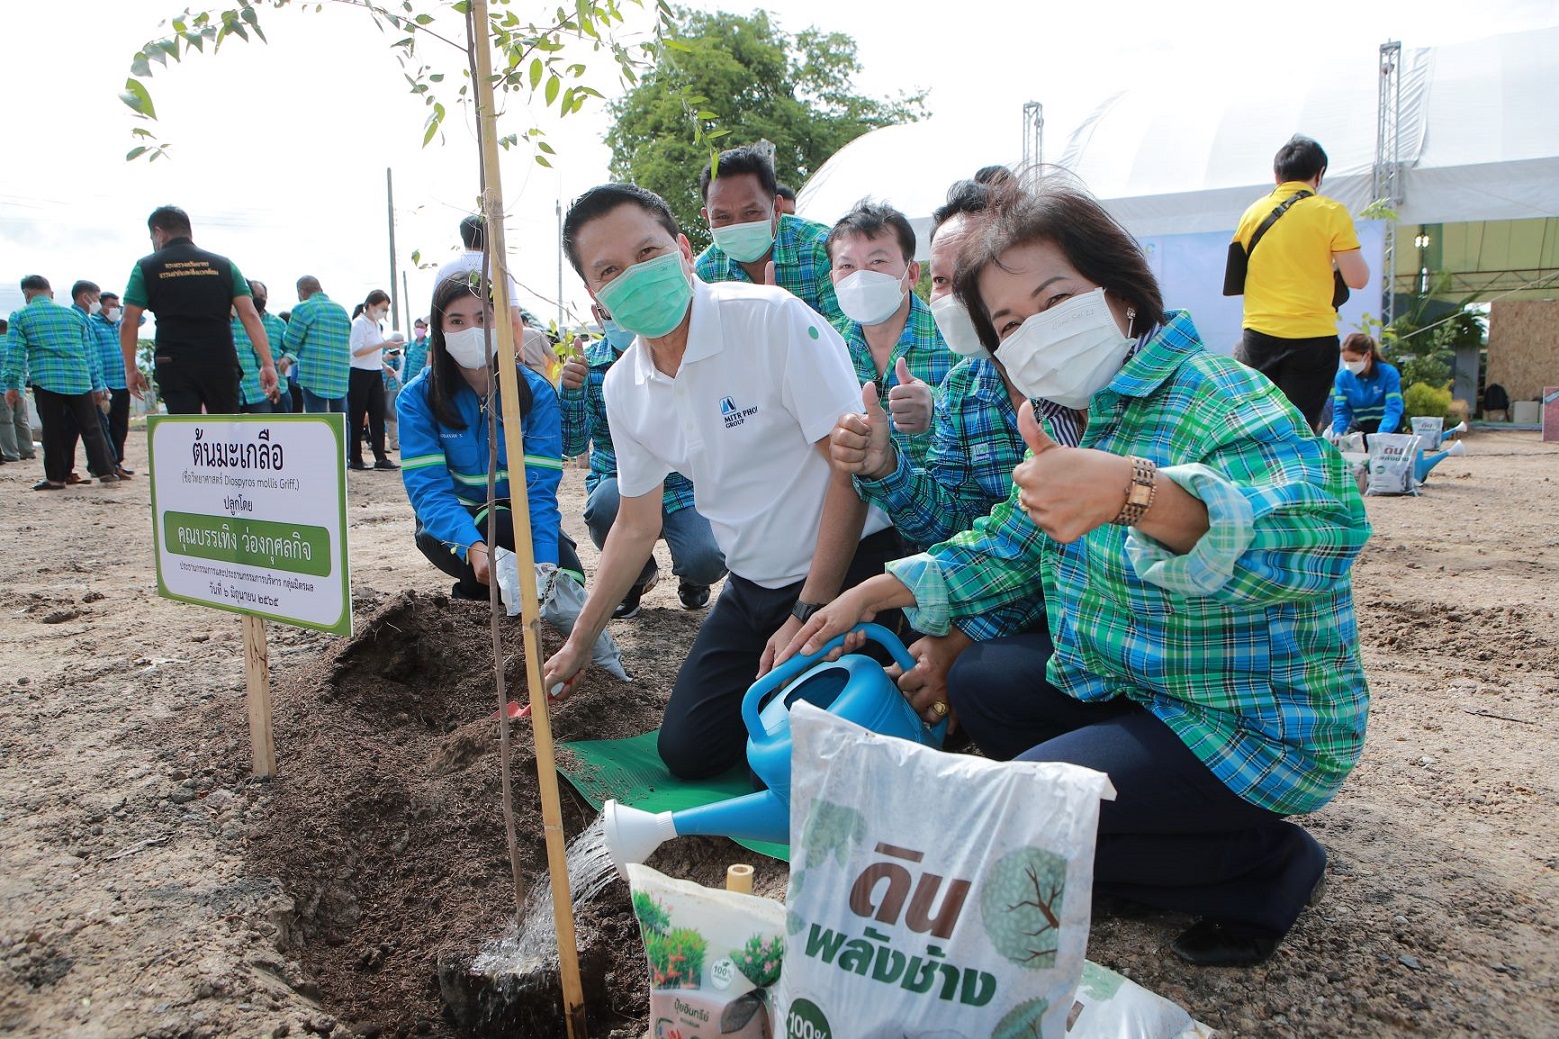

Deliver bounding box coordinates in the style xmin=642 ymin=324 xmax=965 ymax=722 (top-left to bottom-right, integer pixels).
xmin=720 ymin=395 xmax=759 ymax=429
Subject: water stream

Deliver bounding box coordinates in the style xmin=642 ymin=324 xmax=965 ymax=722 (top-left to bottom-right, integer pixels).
xmin=471 ymin=817 xmax=618 ymax=977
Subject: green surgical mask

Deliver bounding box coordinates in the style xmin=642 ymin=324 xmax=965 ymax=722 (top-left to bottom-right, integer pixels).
xmin=595 ymin=252 xmax=693 ymax=339
xmin=710 ymin=217 xmax=776 ymax=263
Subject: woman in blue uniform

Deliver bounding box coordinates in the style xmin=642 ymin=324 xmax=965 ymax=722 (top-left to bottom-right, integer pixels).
xmin=1330 ymin=332 xmax=1403 ymax=437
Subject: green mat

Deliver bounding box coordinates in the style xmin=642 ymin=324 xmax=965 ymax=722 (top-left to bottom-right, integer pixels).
xmin=557 ymin=730 xmax=789 ymax=862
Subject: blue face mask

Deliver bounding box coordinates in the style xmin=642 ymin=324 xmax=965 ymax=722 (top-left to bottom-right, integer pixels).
xmin=601 ymin=317 xmax=637 ymax=352
xmin=595 ymin=251 xmax=693 ymax=340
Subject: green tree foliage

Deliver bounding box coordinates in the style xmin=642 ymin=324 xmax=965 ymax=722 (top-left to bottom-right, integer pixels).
xmin=605 ymin=7 xmax=927 ymax=251
xmin=1403 ymin=382 xmax=1454 ymax=422
xmin=1355 ymin=270 xmax=1486 ymax=392
xmin=122 ymin=0 xmax=681 ymax=163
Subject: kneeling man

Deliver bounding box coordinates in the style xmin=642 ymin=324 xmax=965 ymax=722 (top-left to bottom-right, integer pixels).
xmin=543 ymin=184 xmax=898 ymax=779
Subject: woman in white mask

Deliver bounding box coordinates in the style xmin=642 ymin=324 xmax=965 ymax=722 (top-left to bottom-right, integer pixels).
xmin=1329 ymin=332 xmax=1403 ymax=438
xmin=396 ymin=275 xmax=577 ymax=599
xmin=346 ymin=289 xmax=404 ymax=471
xmin=782 ymin=176 xmax=1371 ymax=970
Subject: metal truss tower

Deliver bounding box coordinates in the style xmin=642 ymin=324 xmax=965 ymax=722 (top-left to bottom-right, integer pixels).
xmin=1373 ymin=41 xmax=1404 ymax=326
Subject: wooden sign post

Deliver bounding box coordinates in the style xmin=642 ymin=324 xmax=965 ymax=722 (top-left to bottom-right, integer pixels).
xmin=243 ymin=614 xmax=276 ymax=778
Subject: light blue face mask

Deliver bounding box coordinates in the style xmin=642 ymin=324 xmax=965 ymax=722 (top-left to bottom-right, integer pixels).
xmin=710 ymin=217 xmax=776 ymax=264
xmin=601 ymin=316 xmax=637 ymax=352
xmin=595 ymin=252 xmax=693 ymax=340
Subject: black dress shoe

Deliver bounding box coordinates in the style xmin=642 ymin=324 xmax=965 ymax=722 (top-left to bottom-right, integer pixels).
xmin=373 ymin=458 xmax=400 ymax=471
xmin=1170 ymin=920 xmax=1282 ymax=967
xmin=33 ymin=480 xmax=66 ymax=491
xmin=347 ymin=460 xmax=369 ymax=471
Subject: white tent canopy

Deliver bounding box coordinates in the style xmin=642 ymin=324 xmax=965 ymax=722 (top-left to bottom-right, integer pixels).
xmin=798 ymin=26 xmax=1559 ymax=240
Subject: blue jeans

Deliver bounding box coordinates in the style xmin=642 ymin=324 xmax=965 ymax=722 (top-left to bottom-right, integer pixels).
xmin=947 ymin=631 xmax=1327 ymax=935
xmin=582 ymin=476 xmax=726 ymax=589
xmin=301 ymin=389 xmax=347 ymax=414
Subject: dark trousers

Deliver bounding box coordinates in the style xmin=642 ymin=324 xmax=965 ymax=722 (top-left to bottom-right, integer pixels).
xmin=157 ymin=359 xmax=241 ymax=415
xmin=106 ymin=389 xmax=130 ymax=463
xmin=658 ymin=527 xmax=906 ymax=780
xmin=414 ymin=500 xmax=583 ymax=600
xmin=1241 ymin=330 xmax=1339 ymax=428
xmin=347 ymin=367 xmax=388 ymax=465
xmin=34 ymin=387 xmax=116 ymax=484
xmin=948 ymin=632 xmax=1326 ymax=936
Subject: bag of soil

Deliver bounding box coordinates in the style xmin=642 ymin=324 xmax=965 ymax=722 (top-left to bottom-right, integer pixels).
xmin=493 ymin=550 xmax=629 ymax=680
xmin=1067 ymin=960 xmax=1213 ymax=1038
xmin=1365 ymin=432 xmax=1423 ymax=497
xmin=628 ymin=863 xmax=787 ymax=1039
xmin=776 ymin=703 xmax=1115 ymax=1039
xmin=1410 ymin=416 xmax=1444 ymax=450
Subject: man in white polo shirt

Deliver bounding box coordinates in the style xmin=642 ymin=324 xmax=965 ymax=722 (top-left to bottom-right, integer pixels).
xmin=543 ymin=183 xmax=902 ymax=780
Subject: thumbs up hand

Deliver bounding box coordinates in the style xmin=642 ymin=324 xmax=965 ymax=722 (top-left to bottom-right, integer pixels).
xmin=829 ymin=380 xmax=896 ymax=480
xmin=1013 ymin=400 xmax=1133 ymax=543
xmin=559 ymin=340 xmax=589 ymax=392
xmin=763 ymin=260 xmax=777 ymax=286
xmin=886 ymin=356 xmax=932 ymax=435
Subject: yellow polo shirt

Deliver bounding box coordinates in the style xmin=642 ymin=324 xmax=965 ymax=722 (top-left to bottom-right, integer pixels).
xmin=1234 ymin=182 xmax=1361 ymax=339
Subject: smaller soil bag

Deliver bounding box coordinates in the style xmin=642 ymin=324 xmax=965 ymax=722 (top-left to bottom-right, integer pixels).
xmin=1365 ymin=432 xmax=1423 ymax=496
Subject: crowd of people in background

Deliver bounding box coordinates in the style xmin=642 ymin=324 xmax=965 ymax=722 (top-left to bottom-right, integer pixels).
xmin=2 ymin=137 xmax=1379 ymax=973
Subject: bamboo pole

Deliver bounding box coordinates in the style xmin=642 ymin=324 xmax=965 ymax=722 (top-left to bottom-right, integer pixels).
xmin=242 ymin=614 xmax=276 ymax=777
xmin=466 ymin=5 xmax=588 ymax=1036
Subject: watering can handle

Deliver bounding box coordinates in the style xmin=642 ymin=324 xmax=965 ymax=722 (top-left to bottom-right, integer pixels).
xmin=741 ymin=622 xmax=916 ymax=740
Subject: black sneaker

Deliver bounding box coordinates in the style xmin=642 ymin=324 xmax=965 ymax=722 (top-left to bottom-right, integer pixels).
xmin=677 ymin=581 xmax=711 ymax=610
xmin=374 ymin=458 xmax=400 ymax=471
xmin=612 ymin=572 xmax=659 ymax=620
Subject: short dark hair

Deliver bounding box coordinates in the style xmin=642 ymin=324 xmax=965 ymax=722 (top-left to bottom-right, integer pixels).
xmin=363 ymin=289 xmax=391 ymax=309
xmin=973 ymin=165 xmax=1012 ymax=186
xmin=100 ymin=291 xmax=120 ymax=304
xmin=459 ymin=214 xmax=485 ymax=250
xmin=71 ymin=280 xmax=100 ymax=300
xmin=776 ymin=183 xmax=797 ymax=202
xmin=953 ymin=177 xmax=1164 ymax=352
xmin=20 ymin=275 xmax=50 ymax=292
xmin=0 ymin=319 xmax=8 ymax=334
xmin=932 ymin=178 xmax=992 ymax=241
xmin=426 ymin=275 xmax=532 ymax=429
xmin=297 ymin=275 xmax=322 ymax=295
xmin=1274 ymin=135 xmax=1328 ymax=183
xmin=826 ymin=199 xmax=916 ymax=264
xmin=147 ymin=205 xmax=192 ymax=236
xmin=562 ymin=184 xmax=679 ymax=277
xmin=699 ymin=145 xmax=778 ymax=202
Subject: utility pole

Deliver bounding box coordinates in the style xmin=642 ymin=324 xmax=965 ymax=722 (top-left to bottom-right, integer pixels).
xmin=402 ymin=270 xmax=411 ymax=326
xmin=556 ymin=196 xmax=564 ymax=332
xmin=386 ymin=167 xmax=401 ymax=330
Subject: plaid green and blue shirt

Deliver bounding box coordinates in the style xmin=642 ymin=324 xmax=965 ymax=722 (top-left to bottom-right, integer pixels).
xmin=88 ymin=313 xmax=126 ymax=390
xmin=282 ymin=292 xmax=351 ymax=400
xmin=891 ymin=311 xmax=1371 ymax=815
xmin=231 ymin=316 xmax=269 ymax=406
xmin=836 ymin=293 xmax=952 ymax=471
xmin=695 ymin=214 xmax=843 ymax=325
xmin=2 ymin=296 xmax=95 ymax=396
xmin=560 ymin=336 xmax=697 ymax=513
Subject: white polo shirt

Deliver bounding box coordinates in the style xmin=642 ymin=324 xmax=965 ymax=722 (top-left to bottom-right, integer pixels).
xmin=606 ymin=277 xmax=890 ymax=589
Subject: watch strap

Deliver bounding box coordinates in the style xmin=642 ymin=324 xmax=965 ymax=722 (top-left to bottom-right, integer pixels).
xmin=1111 ymin=456 xmax=1158 ymax=526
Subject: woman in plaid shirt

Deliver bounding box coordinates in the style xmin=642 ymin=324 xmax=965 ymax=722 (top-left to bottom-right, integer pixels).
xmin=781 ymin=178 xmax=1371 ymax=968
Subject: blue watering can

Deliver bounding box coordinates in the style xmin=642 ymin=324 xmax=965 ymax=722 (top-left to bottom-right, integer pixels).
xmin=602 ymin=623 xmax=946 ymax=875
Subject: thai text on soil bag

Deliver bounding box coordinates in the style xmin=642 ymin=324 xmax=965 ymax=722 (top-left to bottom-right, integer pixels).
xmin=776 ymin=703 xmax=1116 ymax=1039
xmin=1366 ymin=432 xmax=1423 ymax=497
xmin=628 ymin=863 xmax=787 ymax=1039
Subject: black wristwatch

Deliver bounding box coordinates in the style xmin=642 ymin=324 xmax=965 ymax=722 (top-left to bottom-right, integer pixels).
xmin=791 ymin=599 xmax=825 ymax=623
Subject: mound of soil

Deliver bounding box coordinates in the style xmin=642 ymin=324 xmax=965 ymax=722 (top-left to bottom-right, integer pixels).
xmin=243 ymin=590 xmax=677 ymax=1038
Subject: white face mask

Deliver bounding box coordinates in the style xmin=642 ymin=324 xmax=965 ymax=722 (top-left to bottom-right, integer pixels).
xmin=443 ymin=326 xmax=492 ymax=370
xmin=994 ymin=287 xmax=1135 ymax=409
xmin=835 ymin=269 xmax=908 ymax=326
xmin=930 ymin=294 xmax=987 ymax=358
xmin=105 ymin=307 xmax=122 ymax=322
xmin=88 ymin=300 xmax=102 ymax=315
xmin=1343 ymin=359 xmax=1368 ymax=375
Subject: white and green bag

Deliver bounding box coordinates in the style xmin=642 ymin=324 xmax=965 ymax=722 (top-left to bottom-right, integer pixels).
xmin=776 ymin=703 xmax=1116 ymax=1039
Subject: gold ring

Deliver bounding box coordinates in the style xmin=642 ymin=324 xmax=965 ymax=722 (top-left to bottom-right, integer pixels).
xmin=928 ymin=701 xmax=948 ymax=719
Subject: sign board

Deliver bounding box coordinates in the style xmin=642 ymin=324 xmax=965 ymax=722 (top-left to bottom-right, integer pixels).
xmin=148 ymin=414 xmax=351 ymax=636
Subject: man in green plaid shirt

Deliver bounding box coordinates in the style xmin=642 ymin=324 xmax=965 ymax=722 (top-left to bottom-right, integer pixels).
xmin=2 ymin=276 xmax=120 ymax=489
xmin=693 ymin=145 xmax=843 ymax=325
xmin=283 ymin=276 xmax=351 ymax=415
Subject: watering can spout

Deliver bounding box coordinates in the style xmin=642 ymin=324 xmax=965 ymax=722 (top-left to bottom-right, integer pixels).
xmin=602 ymin=791 xmax=789 ymax=879
xmin=1415 ymin=438 xmax=1466 ymax=482
xmin=602 ymin=800 xmax=678 ymax=879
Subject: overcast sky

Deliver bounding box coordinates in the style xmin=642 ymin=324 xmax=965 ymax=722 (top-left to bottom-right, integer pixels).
xmin=2 ymin=0 xmax=1555 ymax=329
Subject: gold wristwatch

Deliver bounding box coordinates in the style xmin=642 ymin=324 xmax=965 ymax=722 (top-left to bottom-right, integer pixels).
xmin=1112 ymin=456 xmax=1158 ymax=526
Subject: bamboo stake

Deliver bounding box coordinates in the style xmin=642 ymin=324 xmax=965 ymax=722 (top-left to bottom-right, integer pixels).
xmin=242 ymin=614 xmax=276 ymax=777
xmin=466 ymin=5 xmax=587 ymax=1036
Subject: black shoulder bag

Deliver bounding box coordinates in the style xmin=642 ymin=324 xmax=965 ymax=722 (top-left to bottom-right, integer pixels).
xmin=1223 ymin=190 xmax=1350 ymax=308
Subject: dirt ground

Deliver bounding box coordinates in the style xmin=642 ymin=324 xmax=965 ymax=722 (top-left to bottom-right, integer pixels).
xmin=1 ymin=427 xmax=1555 ymax=1039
